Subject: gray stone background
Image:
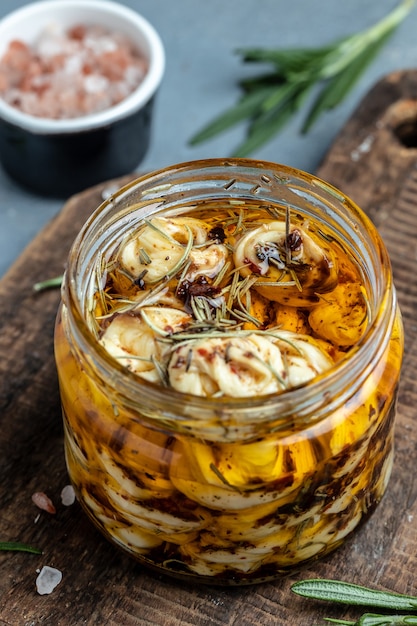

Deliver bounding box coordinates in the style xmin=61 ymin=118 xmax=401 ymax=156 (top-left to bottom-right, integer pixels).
xmin=0 ymin=0 xmax=416 ymax=276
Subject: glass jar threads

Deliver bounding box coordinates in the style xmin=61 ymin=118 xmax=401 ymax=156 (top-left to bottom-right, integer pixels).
xmin=54 ymin=159 xmax=403 ymax=585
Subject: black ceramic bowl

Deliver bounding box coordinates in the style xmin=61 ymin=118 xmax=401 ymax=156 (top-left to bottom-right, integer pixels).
xmin=0 ymin=0 xmax=165 ymax=197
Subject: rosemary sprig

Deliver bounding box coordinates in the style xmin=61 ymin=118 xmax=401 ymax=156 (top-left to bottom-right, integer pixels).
xmin=292 ymin=579 xmax=417 ymax=611
xmin=0 ymin=541 xmax=42 ymax=554
xmin=209 ymin=463 xmax=241 ymax=492
xmin=189 ymin=0 xmax=414 ymax=156
xmin=324 ymin=616 xmax=417 ymax=625
xmin=291 ymin=579 xmax=417 ymax=625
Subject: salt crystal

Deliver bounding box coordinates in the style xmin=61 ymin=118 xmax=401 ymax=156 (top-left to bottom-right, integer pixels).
xmin=41 ymin=21 xmax=65 ymax=39
xmin=84 ymin=74 xmax=109 ymax=94
xmin=31 ymin=491 xmax=56 ymax=514
xmin=60 ymin=485 xmax=76 ymax=506
xmin=63 ymin=53 xmax=83 ymax=75
xmin=110 ymin=82 xmax=130 ymax=104
xmin=36 ymin=566 xmax=62 ymax=595
xmin=36 ymin=34 xmax=66 ymax=59
xmin=125 ymin=64 xmax=145 ymax=87
xmin=86 ymin=34 xmax=117 ymax=54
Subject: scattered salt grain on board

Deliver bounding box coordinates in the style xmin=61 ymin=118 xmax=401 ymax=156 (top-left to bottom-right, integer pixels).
xmin=36 ymin=566 xmax=62 ymax=595
xmin=61 ymin=485 xmax=76 ymax=506
xmin=31 ymin=492 xmax=56 ymax=514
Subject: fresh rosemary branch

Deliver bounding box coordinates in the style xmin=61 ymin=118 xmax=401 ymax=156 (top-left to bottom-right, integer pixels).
xmin=324 ymin=616 xmax=417 ymax=625
xmin=0 ymin=541 xmax=42 ymax=554
xmin=189 ymin=0 xmax=415 ymax=156
xmin=291 ymin=579 xmax=417 ymax=625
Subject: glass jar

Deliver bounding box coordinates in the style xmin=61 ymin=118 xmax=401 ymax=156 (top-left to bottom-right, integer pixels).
xmin=54 ymin=159 xmax=403 ymax=585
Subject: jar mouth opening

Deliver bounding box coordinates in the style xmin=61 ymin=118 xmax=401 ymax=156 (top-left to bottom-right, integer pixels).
xmin=65 ymin=158 xmax=396 ymax=417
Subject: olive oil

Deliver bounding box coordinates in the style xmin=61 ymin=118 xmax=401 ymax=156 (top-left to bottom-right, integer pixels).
xmin=55 ymin=163 xmax=403 ymax=583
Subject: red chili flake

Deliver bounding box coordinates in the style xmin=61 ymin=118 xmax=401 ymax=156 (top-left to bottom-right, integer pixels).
xmin=177 ymin=276 xmax=220 ymax=301
xmin=172 ymin=354 xmax=187 ymax=368
xmin=243 ymin=258 xmax=261 ymax=274
xmin=31 ymin=492 xmax=56 ymax=515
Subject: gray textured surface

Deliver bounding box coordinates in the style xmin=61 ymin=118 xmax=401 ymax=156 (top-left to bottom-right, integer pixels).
xmin=0 ymin=0 xmax=416 ymax=277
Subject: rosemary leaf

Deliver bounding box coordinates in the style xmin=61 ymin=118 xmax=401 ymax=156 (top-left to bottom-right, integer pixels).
xmin=260 ymin=80 xmax=306 ymax=114
xmin=239 ymin=71 xmax=286 ymax=93
xmin=233 ymin=95 xmax=298 ymax=157
xmin=323 ymin=616 xmax=417 ymax=625
xmin=291 ymin=579 xmax=417 ymax=611
xmin=355 ymin=616 xmax=417 ymax=625
xmin=189 ymin=0 xmax=414 ymax=155
xmin=237 ymin=44 xmax=334 ymax=74
xmin=302 ymin=29 xmax=396 ymax=133
xmin=189 ymin=86 xmax=277 ymax=145
xmin=33 ymin=275 xmax=63 ymax=292
xmin=143 ymin=218 xmax=179 ymax=246
xmin=0 ymin=541 xmax=42 ymax=554
xmin=209 ymin=463 xmax=241 ymax=492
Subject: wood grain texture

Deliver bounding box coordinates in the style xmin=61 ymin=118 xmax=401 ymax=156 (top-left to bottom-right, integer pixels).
xmin=2 ymin=71 xmax=417 ymax=625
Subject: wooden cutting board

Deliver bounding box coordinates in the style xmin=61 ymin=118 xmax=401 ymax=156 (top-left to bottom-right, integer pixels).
xmin=2 ymin=70 xmax=417 ymax=626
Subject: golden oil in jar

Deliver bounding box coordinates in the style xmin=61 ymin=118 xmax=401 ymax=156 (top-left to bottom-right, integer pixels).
xmin=55 ymin=160 xmax=403 ymax=584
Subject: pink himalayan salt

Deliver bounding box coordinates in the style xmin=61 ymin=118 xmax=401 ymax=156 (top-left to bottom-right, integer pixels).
xmin=31 ymin=491 xmax=56 ymax=514
xmin=0 ymin=23 xmax=148 ymax=119
xmin=60 ymin=484 xmax=76 ymax=506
